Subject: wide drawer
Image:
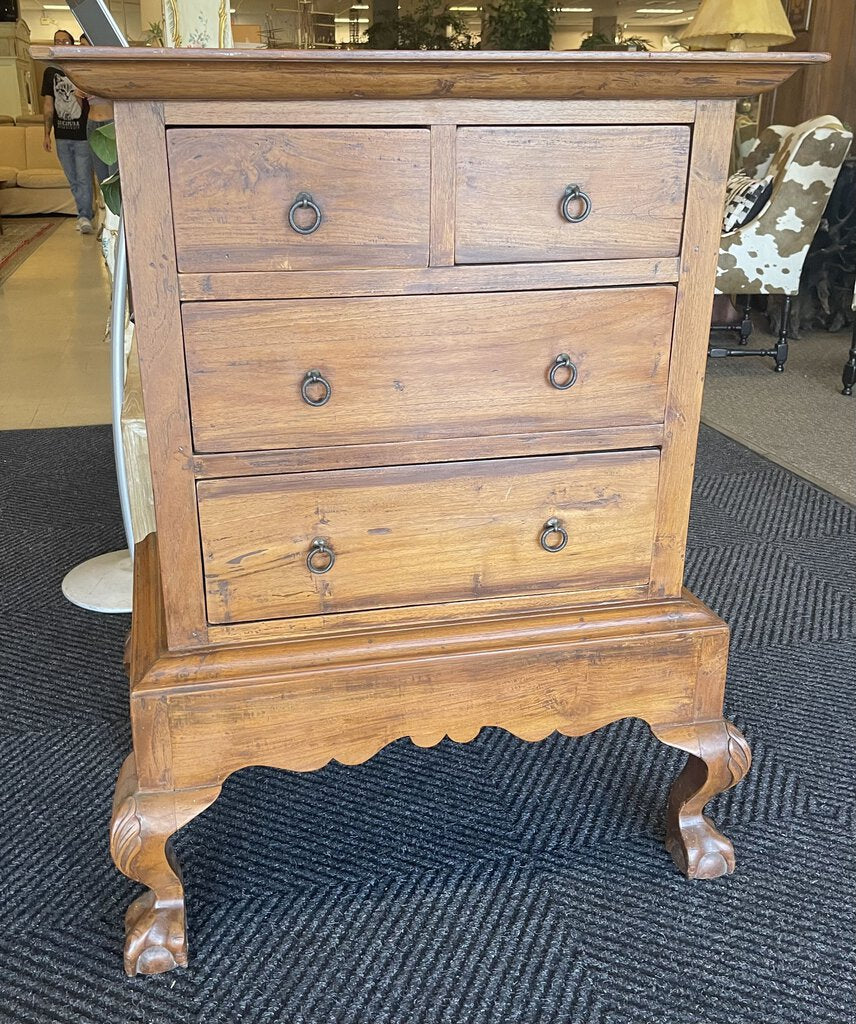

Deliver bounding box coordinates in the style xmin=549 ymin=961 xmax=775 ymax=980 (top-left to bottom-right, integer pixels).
xmin=168 ymin=128 xmax=431 ymax=273
xmin=456 ymin=126 xmax=690 ymax=263
xmin=183 ymin=286 xmax=675 ymax=454
xmin=198 ymin=450 xmax=660 ymax=624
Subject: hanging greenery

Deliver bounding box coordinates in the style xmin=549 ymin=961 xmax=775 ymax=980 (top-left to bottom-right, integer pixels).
xmin=363 ymin=1 xmax=477 ymax=50
xmin=481 ymin=0 xmax=554 ymax=50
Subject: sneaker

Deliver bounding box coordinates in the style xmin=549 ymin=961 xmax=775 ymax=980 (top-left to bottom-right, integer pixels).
xmin=78 ymin=217 xmax=94 ymax=234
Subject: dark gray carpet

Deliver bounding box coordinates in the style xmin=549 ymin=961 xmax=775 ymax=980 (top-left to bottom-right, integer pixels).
xmin=0 ymin=425 xmax=853 ymax=1024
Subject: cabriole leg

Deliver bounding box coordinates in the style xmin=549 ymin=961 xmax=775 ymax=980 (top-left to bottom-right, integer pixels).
xmin=650 ymin=719 xmax=751 ymax=880
xmin=109 ymin=753 xmax=222 ymax=976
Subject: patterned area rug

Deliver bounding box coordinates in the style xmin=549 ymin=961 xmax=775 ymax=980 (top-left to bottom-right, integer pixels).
xmin=0 ymin=425 xmax=853 ymax=1024
xmin=0 ymin=216 xmax=65 ymax=285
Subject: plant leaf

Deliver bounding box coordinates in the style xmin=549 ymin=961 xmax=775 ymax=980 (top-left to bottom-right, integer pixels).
xmin=100 ymin=172 xmax=122 ymax=215
xmin=89 ymin=122 xmax=118 ymax=166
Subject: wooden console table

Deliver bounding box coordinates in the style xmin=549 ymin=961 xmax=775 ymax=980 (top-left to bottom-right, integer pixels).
xmin=38 ymin=47 xmax=822 ymax=977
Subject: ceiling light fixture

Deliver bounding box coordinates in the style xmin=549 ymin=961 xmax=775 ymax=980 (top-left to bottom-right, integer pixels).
xmin=636 ymin=8 xmax=684 ymax=13
xmin=555 ymin=7 xmax=594 ymax=11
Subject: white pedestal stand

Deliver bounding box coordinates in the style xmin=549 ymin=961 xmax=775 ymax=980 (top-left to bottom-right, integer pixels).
xmin=61 ymin=549 xmax=133 ymax=612
xmin=61 ymin=217 xmax=135 ymax=614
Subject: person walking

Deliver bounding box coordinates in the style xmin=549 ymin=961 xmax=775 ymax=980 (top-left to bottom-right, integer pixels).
xmin=79 ymin=34 xmax=116 ymax=186
xmin=41 ymin=29 xmax=95 ymax=234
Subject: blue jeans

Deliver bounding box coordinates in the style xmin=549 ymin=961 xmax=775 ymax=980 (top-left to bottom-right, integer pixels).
xmin=86 ymin=119 xmax=117 ymax=184
xmin=55 ymin=138 xmax=94 ymax=220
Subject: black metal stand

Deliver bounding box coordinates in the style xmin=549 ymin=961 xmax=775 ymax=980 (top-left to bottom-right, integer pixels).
xmin=843 ymin=321 xmax=856 ymax=396
xmin=709 ymin=295 xmax=753 ymax=344
xmin=737 ymin=295 xmax=752 ymax=345
xmin=773 ymin=295 xmax=791 ymax=372
xmin=708 ymin=295 xmax=792 ymax=372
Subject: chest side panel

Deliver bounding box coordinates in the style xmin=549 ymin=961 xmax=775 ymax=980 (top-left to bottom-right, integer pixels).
xmin=116 ymin=100 xmax=208 ymax=649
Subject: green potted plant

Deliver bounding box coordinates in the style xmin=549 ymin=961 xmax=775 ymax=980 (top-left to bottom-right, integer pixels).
xmin=144 ymin=20 xmax=165 ymax=46
xmin=578 ymin=29 xmax=650 ymax=51
xmin=481 ymin=0 xmax=554 ymax=49
xmin=88 ymin=123 xmax=121 ymax=214
xmin=364 ymin=1 xmax=476 ymax=50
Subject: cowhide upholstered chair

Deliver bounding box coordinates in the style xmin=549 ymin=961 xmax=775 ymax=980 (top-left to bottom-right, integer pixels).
xmin=710 ymin=115 xmax=852 ymax=372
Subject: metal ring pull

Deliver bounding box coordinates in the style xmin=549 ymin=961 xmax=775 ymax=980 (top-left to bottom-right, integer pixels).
xmin=540 ymin=517 xmax=568 ymax=553
xmin=560 ymin=184 xmax=592 ymax=224
xmin=288 ymin=191 xmax=322 ymax=235
xmin=301 ymin=369 xmax=331 ymax=407
xmin=549 ymin=353 xmax=578 ymax=390
xmin=306 ymin=537 xmax=335 ymax=574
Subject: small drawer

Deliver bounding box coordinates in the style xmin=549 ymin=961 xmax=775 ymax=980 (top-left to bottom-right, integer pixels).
xmin=455 ymin=126 xmax=690 ymax=264
xmin=198 ymin=450 xmax=660 ymax=624
xmin=168 ymin=128 xmax=431 ymax=273
xmin=183 ymin=286 xmax=675 ymax=454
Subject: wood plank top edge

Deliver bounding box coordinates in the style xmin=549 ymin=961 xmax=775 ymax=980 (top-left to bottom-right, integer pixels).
xmin=33 ymin=47 xmax=826 ymax=101
xmin=32 ymin=47 xmax=829 ymax=64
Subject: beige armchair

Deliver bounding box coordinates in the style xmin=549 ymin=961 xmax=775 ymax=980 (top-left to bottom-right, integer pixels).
xmin=710 ymin=115 xmax=852 ymax=371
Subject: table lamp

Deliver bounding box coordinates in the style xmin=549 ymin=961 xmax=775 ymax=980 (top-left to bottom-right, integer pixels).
xmin=680 ymin=0 xmax=795 ymax=50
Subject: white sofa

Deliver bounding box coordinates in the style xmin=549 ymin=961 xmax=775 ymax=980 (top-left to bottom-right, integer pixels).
xmin=0 ymin=123 xmax=75 ymax=216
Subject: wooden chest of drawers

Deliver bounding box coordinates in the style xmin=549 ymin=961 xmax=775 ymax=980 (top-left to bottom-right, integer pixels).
xmin=41 ymin=47 xmax=821 ymax=977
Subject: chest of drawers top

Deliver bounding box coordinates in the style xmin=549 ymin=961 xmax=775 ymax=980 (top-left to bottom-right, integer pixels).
xmin=39 ymin=47 xmax=819 ymax=101
xmin=39 ymin=48 xmax=822 ymax=653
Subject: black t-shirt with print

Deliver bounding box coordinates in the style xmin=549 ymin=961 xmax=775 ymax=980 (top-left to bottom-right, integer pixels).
xmin=41 ymin=66 xmax=88 ymax=141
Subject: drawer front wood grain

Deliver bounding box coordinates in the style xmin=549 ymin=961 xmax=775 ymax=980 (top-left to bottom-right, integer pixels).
xmin=456 ymin=126 xmax=690 ymax=263
xmin=198 ymin=450 xmax=660 ymax=624
xmin=168 ymin=128 xmax=431 ymax=273
xmin=183 ymin=286 xmax=675 ymax=454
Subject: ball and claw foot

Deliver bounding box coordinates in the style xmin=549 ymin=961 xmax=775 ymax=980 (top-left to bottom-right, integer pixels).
xmin=124 ymin=891 xmax=188 ymax=976
xmin=654 ymin=719 xmax=751 ymax=881
xmin=666 ymin=813 xmax=736 ymax=880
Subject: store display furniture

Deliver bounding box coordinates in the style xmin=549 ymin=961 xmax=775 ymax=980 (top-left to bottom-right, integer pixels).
xmin=38 ymin=47 xmax=822 ymax=978
xmin=0 ymin=123 xmax=75 ymax=216
xmin=710 ymin=115 xmax=851 ymax=371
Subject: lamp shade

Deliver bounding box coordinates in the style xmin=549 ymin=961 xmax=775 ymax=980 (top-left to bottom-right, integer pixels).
xmin=680 ymin=0 xmax=795 ymax=49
